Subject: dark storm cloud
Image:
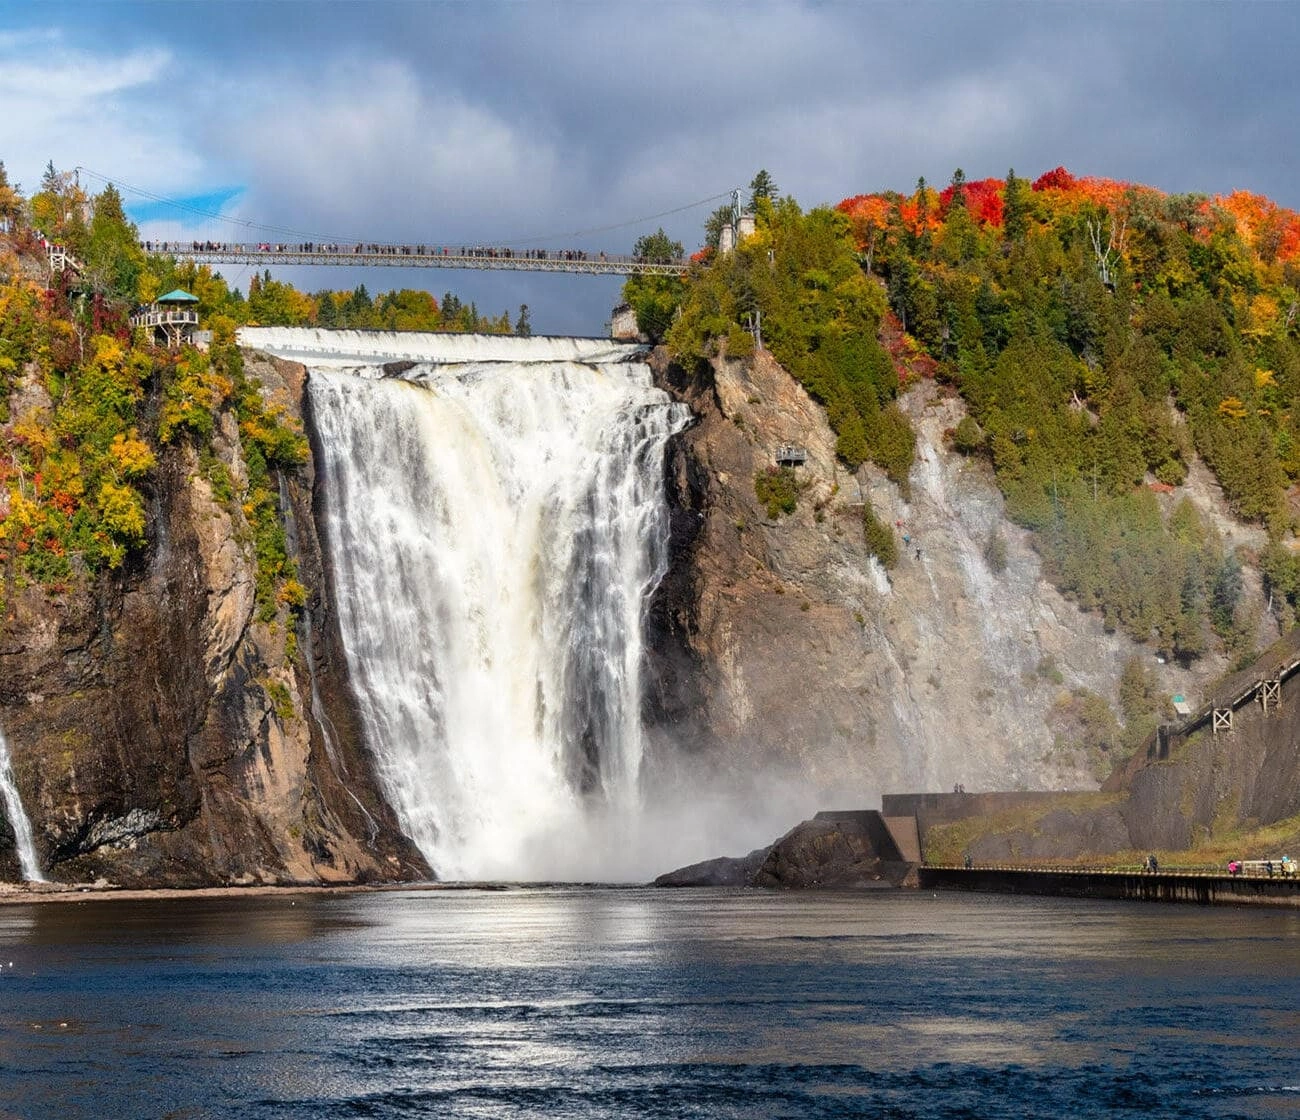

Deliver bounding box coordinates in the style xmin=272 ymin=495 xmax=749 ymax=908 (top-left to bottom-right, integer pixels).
xmin=3 ymin=1 xmax=1298 ymax=331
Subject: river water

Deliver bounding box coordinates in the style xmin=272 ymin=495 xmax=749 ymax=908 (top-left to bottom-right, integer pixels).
xmin=0 ymin=889 xmax=1296 ymax=1119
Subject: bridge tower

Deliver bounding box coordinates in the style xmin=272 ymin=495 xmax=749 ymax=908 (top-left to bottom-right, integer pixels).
xmin=719 ymin=188 xmax=757 ymax=256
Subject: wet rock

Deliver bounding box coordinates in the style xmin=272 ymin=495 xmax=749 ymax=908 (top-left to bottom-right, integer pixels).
xmin=653 ymin=848 xmax=769 ymax=887
xmin=753 ymin=812 xmax=911 ymax=889
xmin=655 ymin=810 xmax=913 ymax=889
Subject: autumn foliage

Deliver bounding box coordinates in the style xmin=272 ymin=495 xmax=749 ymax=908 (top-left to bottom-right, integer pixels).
xmin=833 ymin=166 xmax=1300 ymax=659
xmin=839 ymin=167 xmax=1300 ymax=266
xmin=663 ymin=165 xmax=1300 ymax=660
xmin=2 ymin=162 xmax=522 ymax=619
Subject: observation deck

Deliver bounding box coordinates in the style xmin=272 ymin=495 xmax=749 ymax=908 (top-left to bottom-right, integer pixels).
xmin=130 ymin=288 xmax=200 ymax=349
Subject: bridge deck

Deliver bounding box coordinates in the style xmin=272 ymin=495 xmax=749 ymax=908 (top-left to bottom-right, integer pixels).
xmin=148 ymin=244 xmax=688 ymax=277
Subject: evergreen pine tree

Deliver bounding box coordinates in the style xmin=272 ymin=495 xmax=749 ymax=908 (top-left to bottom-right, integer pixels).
xmin=748 ymin=169 xmax=778 ymax=206
xmin=948 ymin=168 xmax=967 ymax=210
xmin=1003 ymin=168 xmax=1029 ymax=243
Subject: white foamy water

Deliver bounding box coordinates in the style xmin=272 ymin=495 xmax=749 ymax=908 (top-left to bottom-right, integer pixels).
xmin=0 ymin=725 xmax=43 ymax=882
xmin=239 ymin=327 xmax=636 ymax=368
xmin=257 ymin=330 xmax=690 ymax=880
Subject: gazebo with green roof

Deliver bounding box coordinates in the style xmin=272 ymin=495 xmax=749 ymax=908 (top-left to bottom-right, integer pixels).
xmin=130 ymin=288 xmax=200 ymax=349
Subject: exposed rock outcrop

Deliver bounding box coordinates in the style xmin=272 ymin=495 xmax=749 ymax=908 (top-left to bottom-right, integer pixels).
xmin=0 ymin=353 xmax=426 ymax=886
xmin=653 ymin=810 xmax=913 ymax=889
xmin=653 ymin=847 xmax=769 ymax=887
xmin=751 ymin=811 xmax=913 ymax=888
xmin=644 ymin=348 xmax=1247 ymax=809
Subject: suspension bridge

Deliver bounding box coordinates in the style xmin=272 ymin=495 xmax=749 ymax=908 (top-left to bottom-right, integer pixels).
xmin=72 ymin=166 xmax=726 ymax=279
xmin=141 ymin=241 xmax=689 ymax=276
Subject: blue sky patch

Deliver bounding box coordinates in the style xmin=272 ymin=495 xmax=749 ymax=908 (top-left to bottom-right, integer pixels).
xmin=125 ymin=186 xmax=245 ymax=224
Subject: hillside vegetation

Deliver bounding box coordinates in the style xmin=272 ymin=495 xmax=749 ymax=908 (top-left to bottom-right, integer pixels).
xmin=628 ymin=168 xmax=1300 ymax=665
xmin=0 ymin=160 xmax=507 ymax=618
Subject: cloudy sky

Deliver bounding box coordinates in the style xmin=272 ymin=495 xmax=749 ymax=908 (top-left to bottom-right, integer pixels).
xmin=2 ymin=0 xmax=1298 ymax=333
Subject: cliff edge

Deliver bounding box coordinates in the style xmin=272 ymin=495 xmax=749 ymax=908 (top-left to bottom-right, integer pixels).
xmin=0 ymin=351 xmax=425 ymax=886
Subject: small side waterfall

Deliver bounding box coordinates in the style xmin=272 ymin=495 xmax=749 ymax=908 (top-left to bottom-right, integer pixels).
xmin=0 ymin=726 xmax=43 ymax=882
xmin=245 ymin=329 xmax=690 ymax=881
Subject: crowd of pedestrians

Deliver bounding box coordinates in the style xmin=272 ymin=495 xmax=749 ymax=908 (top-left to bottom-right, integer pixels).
xmin=138 ymin=240 xmax=677 ymax=265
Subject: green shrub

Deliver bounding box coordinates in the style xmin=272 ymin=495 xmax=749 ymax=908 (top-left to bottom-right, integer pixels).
xmin=754 ymin=466 xmax=799 ymax=518
xmin=863 ymin=502 xmax=898 ymax=566
xmin=952 ymin=415 xmax=984 ymax=455
xmin=725 ymin=324 xmax=755 ymax=359
xmin=983 ymin=528 xmax=1008 ymax=573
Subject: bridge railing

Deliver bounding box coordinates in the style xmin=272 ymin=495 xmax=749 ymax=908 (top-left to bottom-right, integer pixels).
xmin=141 ymin=241 xmax=688 ymax=277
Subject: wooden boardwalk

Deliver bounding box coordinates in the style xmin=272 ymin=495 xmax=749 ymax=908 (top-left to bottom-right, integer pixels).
xmin=920 ymin=864 xmax=1300 ymax=908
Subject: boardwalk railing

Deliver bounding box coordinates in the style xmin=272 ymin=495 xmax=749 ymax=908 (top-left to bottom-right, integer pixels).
xmin=142 ymin=241 xmax=688 ymax=277
xmin=920 ymin=863 xmax=1300 ymax=907
xmin=926 ymin=862 xmax=1297 ymax=879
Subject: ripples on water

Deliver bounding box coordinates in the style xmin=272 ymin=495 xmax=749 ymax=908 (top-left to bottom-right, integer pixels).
xmin=0 ymin=889 xmax=1296 ymax=1118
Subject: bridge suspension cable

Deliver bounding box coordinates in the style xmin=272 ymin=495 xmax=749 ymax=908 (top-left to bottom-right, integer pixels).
xmin=78 ymin=165 xmax=729 ymax=265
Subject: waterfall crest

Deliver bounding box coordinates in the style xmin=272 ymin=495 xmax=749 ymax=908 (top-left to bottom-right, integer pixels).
xmin=259 ymin=330 xmax=690 ymax=880
xmin=0 ymin=726 xmax=43 ymax=882
xmin=239 ymin=327 xmax=636 ymax=368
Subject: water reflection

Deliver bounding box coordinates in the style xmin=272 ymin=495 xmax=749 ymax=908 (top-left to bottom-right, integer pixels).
xmin=0 ymin=893 xmax=372 ymax=956
xmin=0 ymin=889 xmax=1295 ymax=1119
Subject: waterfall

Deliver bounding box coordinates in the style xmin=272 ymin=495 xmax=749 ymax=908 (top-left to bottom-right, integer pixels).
xmin=0 ymin=725 xmax=43 ymax=882
xmin=245 ymin=329 xmax=690 ymax=881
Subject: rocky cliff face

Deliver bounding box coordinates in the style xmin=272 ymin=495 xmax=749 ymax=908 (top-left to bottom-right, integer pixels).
xmin=0 ymin=353 xmax=425 ymax=886
xmin=643 ymin=349 xmax=1240 ymax=808
xmin=0 ymin=335 xmax=1282 ymax=886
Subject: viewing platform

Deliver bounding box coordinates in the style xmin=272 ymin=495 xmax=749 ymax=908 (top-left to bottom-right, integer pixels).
xmin=776 ymin=445 xmax=808 ymax=468
xmin=130 ymin=307 xmax=199 ymax=330
xmin=130 ymin=288 xmax=200 ymax=349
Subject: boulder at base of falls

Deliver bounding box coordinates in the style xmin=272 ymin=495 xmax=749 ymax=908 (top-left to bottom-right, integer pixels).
xmin=653 ymin=847 xmax=770 ymax=887
xmin=653 ymin=810 xmax=916 ymax=889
